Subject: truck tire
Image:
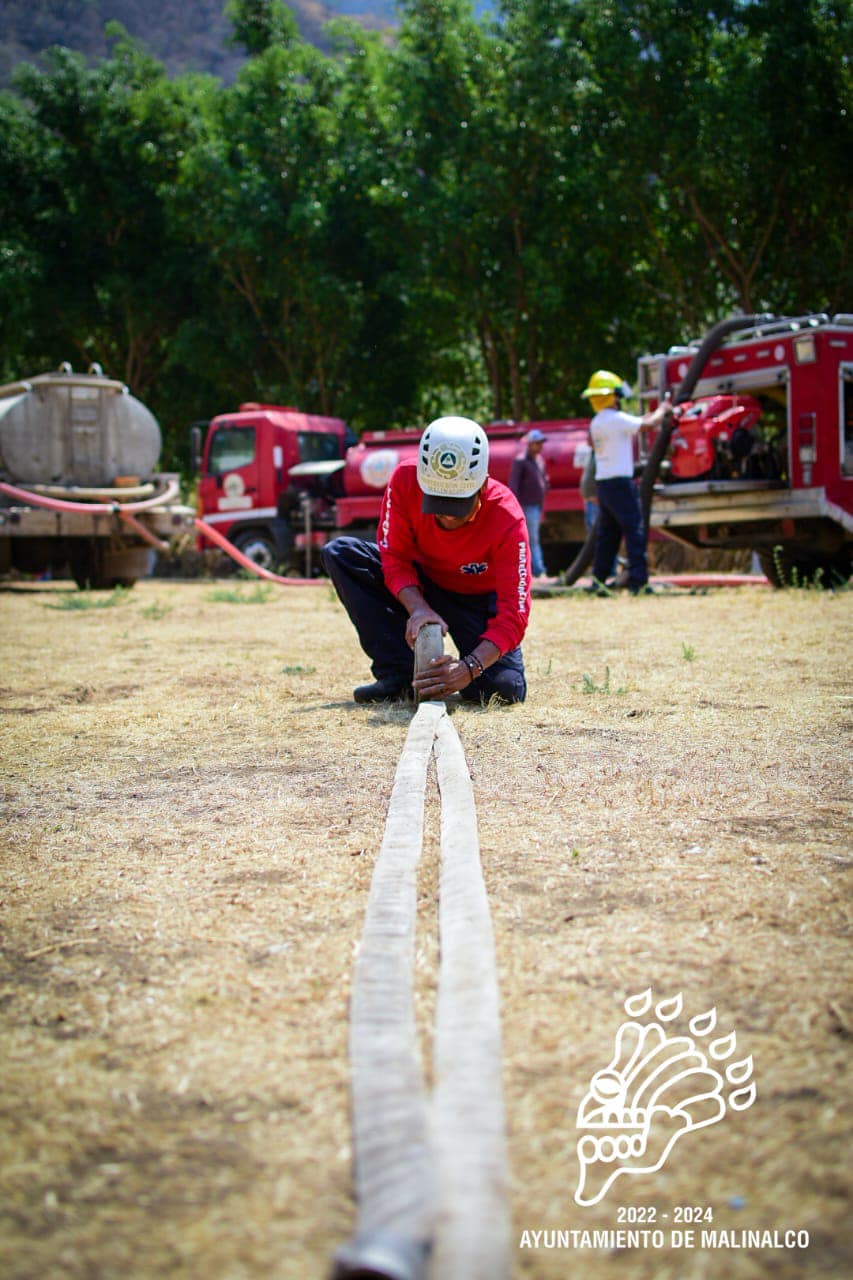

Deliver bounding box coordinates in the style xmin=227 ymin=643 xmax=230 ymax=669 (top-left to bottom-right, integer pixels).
xmin=69 ymin=542 xmax=146 ymax=589
xmin=757 ymin=546 xmax=852 ymax=589
xmin=232 ymin=529 xmax=279 ymax=572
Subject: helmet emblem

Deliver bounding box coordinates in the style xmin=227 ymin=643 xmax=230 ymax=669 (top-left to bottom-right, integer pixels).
xmin=430 ymin=446 xmax=465 ymax=479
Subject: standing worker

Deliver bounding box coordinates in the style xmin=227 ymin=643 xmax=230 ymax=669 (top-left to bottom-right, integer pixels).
xmin=321 ymin=416 xmax=531 ymax=705
xmin=580 ymin=371 xmax=671 ymax=594
xmin=508 ymin=428 xmax=552 ymax=582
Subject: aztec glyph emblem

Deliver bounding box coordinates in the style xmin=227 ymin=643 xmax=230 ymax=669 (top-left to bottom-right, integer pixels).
xmin=575 ymin=989 xmax=757 ymax=1206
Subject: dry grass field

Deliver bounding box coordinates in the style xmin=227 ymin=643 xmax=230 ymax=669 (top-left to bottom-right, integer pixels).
xmin=1 ymin=575 xmax=850 ymax=1280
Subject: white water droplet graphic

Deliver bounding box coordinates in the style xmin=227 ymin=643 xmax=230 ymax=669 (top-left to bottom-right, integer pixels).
xmin=656 ymin=993 xmax=683 ymax=1022
xmin=710 ymin=1030 xmax=737 ymax=1060
xmin=624 ymin=989 xmax=653 ymax=1017
xmin=729 ymin=1082 xmax=757 ymax=1111
xmin=726 ymin=1056 xmax=754 ymax=1085
xmin=689 ymin=1007 xmax=718 ymax=1037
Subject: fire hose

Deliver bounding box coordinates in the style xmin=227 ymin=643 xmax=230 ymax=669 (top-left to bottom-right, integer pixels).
xmin=0 ymin=478 xmax=181 ymax=514
xmin=332 ymin=628 xmax=510 ymax=1280
xmin=0 ymin=479 xmax=184 ymax=555
xmin=638 ymin=314 xmax=771 ymax=535
xmin=0 ymin=481 xmax=328 ymax=585
xmin=561 ymin=314 xmax=771 ymax=586
xmin=194 ymin=518 xmax=326 ymax=586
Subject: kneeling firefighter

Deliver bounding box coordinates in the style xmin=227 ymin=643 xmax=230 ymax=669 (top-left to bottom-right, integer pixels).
xmin=322 ymin=416 xmax=531 ymax=704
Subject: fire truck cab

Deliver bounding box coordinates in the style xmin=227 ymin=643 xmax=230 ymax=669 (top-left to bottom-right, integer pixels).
xmin=196 ymin=404 xmax=350 ymax=570
xmin=638 ymin=313 xmax=853 ymax=584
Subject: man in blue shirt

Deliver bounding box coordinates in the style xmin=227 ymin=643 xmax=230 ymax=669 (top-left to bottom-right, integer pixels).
xmin=508 ymin=428 xmax=551 ymax=581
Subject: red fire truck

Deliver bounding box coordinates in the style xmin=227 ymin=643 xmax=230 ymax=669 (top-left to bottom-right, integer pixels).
xmin=195 ymin=407 xmax=591 ymax=574
xmin=639 ymin=313 xmax=853 ymax=584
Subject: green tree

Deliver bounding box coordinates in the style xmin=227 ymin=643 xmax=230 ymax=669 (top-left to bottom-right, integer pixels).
xmin=176 ymin=34 xmax=365 ymax=415
xmin=319 ymin=20 xmax=452 ymax=427
xmin=0 ymin=26 xmax=212 ymax=426
xmin=572 ymin=0 xmax=852 ymax=321
xmin=0 ymin=88 xmax=54 ymax=380
xmin=1 ymin=0 xmax=849 ymax=443
xmin=384 ymin=0 xmax=647 ymax=418
xmin=225 ymin=0 xmax=300 ymax=55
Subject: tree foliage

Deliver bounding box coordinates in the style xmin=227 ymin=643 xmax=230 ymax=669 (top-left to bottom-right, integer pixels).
xmin=0 ymin=0 xmax=849 ymax=465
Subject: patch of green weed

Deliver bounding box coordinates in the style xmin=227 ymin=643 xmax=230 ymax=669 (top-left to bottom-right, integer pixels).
xmin=581 ymin=665 xmax=626 ymax=695
xmin=45 ymin=587 xmax=130 ymax=612
xmin=141 ymin=600 xmax=172 ymax=620
xmin=770 ymin=545 xmax=850 ymax=592
xmin=207 ymin=583 xmax=274 ymax=604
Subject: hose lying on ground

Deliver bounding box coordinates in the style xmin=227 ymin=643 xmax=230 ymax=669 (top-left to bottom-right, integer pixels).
xmin=333 ymin=700 xmax=510 ymax=1280
xmin=194 ymin=518 xmax=326 ymax=586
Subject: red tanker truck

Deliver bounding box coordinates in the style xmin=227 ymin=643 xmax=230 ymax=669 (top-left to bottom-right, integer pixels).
xmin=195 ymin=408 xmax=592 ymax=575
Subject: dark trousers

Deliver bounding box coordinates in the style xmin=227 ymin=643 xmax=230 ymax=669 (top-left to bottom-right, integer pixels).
xmin=592 ymin=477 xmax=648 ymax=589
xmin=321 ymin=536 xmax=527 ymax=704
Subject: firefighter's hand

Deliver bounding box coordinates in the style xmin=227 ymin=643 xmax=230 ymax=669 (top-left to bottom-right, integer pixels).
xmin=646 ymin=400 xmax=672 ymax=427
xmin=405 ymin=606 xmax=448 ymax=649
xmin=412 ymin=654 xmax=471 ymax=699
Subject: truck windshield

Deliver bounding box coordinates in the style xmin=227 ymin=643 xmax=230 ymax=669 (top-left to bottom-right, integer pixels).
xmin=298 ymin=431 xmax=341 ymax=464
xmin=208 ymin=426 xmax=255 ymax=474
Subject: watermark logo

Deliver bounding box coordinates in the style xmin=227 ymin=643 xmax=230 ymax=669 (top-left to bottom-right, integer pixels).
xmin=574 ymin=989 xmax=756 ymax=1207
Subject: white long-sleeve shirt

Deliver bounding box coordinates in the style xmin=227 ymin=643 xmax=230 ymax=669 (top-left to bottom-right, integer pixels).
xmin=589 ymin=407 xmax=643 ymax=480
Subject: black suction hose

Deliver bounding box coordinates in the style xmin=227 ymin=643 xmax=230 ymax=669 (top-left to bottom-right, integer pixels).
xmin=638 ymin=314 xmax=772 ymax=537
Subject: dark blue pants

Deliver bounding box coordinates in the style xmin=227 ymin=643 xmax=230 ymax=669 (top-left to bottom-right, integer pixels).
xmin=592 ymin=477 xmax=648 ymax=590
xmin=321 ymin=536 xmax=527 ymax=704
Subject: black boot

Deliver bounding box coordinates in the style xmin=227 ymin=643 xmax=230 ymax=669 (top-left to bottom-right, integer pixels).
xmin=353 ymin=677 xmax=413 ymax=704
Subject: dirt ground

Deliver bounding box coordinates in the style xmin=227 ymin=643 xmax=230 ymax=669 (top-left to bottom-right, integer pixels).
xmin=0 ymin=576 xmax=850 ymax=1280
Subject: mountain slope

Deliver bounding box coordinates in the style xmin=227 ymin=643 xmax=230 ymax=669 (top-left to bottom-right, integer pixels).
xmin=0 ymin=0 xmax=397 ymax=86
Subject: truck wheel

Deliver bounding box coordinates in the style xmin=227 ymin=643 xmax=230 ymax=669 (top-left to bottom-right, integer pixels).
xmin=70 ymin=543 xmax=108 ymax=589
xmin=232 ymin=529 xmax=279 ymax=572
xmin=69 ymin=543 xmax=146 ymax=589
xmin=543 ymin=541 xmax=584 ymax=575
xmin=758 ymin=546 xmax=851 ymax=588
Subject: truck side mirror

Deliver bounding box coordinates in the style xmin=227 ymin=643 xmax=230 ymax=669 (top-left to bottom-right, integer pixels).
xmin=189 ymin=425 xmax=203 ymax=475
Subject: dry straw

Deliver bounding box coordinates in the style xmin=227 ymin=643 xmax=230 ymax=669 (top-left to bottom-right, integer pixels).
xmin=0 ymin=577 xmax=850 ymax=1280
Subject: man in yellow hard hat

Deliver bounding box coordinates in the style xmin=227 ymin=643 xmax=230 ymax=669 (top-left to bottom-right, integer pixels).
xmin=580 ymin=371 xmax=671 ymax=593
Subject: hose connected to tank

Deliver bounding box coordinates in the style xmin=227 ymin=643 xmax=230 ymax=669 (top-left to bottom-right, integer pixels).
xmin=0 ymin=480 xmax=327 ymax=586
xmin=0 ymin=478 xmax=181 ymax=513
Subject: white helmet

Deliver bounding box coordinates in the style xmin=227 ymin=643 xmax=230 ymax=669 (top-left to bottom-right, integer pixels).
xmin=417 ymin=416 xmax=489 ymax=515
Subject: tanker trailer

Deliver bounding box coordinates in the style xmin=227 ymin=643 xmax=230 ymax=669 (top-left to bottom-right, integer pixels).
xmin=0 ymin=363 xmax=195 ymax=588
xmin=336 ymin=418 xmax=592 ymax=570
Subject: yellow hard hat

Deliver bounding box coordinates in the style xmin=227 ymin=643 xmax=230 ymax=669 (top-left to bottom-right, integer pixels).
xmin=581 ymin=370 xmax=631 ymax=399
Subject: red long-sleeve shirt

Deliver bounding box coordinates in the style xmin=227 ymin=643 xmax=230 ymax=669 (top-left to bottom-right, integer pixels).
xmin=378 ymin=460 xmax=531 ymax=654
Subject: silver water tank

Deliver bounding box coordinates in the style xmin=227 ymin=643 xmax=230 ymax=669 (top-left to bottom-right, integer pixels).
xmin=0 ymin=365 xmax=162 ymax=487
